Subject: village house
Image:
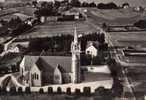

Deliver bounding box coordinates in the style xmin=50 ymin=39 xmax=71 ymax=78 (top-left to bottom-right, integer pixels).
xmin=85 ymin=41 xmax=99 ymax=57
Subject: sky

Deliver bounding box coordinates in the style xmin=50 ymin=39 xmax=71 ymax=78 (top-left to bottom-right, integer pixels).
xmin=0 ymin=0 xmax=145 ymax=7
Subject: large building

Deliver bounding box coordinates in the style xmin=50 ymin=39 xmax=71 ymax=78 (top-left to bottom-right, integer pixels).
xmin=19 ymin=28 xmax=81 ymax=86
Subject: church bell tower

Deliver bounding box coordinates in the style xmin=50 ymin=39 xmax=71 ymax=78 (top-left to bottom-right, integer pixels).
xmin=71 ymin=27 xmax=81 ymax=83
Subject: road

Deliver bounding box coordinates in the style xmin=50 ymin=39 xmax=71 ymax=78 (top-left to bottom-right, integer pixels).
xmin=84 ymin=8 xmax=137 ymax=100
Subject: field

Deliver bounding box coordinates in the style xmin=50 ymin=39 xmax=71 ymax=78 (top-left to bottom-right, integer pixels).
xmin=80 ymin=0 xmax=146 ymax=7
xmin=18 ymin=21 xmax=97 ymax=39
xmin=87 ymin=8 xmax=146 ymax=26
xmin=109 ymin=31 xmax=146 ymax=47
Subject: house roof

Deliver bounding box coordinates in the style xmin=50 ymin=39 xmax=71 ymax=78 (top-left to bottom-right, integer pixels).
xmin=35 ymin=57 xmax=54 ymax=72
xmin=22 ymin=55 xmax=72 ymax=73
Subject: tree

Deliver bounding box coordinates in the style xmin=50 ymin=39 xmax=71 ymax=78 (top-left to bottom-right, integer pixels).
xmin=75 ymin=89 xmax=81 ymax=95
xmin=25 ymin=87 xmax=31 ymax=94
xmin=97 ymin=2 xmax=118 ymax=9
xmin=122 ymin=2 xmax=129 ymax=8
xmin=83 ymin=87 xmax=91 ymax=96
xmin=89 ymin=2 xmax=96 ymax=7
xmin=82 ymin=2 xmax=89 ymax=7
xmin=39 ymin=88 xmax=44 ymax=94
xmin=48 ymin=87 xmax=53 ymax=94
xmin=18 ymin=87 xmax=23 ymax=94
xmin=32 ymin=1 xmax=37 ymax=7
xmin=9 ymin=87 xmax=17 ymax=95
xmin=0 ymin=44 xmax=4 ymax=53
xmin=134 ymin=20 xmax=146 ymax=29
xmin=0 ymin=87 xmax=7 ymax=95
xmin=70 ymin=0 xmax=81 ymax=7
xmin=66 ymin=87 xmax=71 ymax=95
xmin=57 ymin=87 xmax=62 ymax=94
xmin=102 ymin=22 xmax=108 ymax=30
xmin=54 ymin=1 xmax=61 ymax=8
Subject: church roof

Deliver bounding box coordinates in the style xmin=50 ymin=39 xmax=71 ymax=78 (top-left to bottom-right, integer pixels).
xmin=35 ymin=57 xmax=54 ymax=72
xmin=22 ymin=56 xmax=72 ymax=73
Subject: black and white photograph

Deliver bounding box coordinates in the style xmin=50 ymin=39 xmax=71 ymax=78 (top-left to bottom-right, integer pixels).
xmin=0 ymin=0 xmax=145 ymax=100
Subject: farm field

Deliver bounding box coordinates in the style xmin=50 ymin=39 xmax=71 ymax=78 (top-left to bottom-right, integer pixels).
xmin=80 ymin=0 xmax=146 ymax=7
xmin=87 ymin=8 xmax=146 ymax=26
xmin=18 ymin=21 xmax=97 ymax=38
xmin=124 ymin=56 xmax=146 ymax=64
xmin=109 ymin=31 xmax=146 ymax=48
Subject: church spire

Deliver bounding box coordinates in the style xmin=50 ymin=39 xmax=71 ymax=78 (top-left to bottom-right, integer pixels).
xmin=71 ymin=27 xmax=81 ymax=83
xmin=74 ymin=27 xmax=78 ymax=43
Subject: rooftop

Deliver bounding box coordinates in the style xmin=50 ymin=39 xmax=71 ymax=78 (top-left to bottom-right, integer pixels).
xmin=22 ymin=55 xmax=72 ymax=73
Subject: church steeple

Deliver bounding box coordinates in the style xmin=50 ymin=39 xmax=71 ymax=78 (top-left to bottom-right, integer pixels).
xmin=71 ymin=27 xmax=80 ymax=54
xmin=71 ymin=27 xmax=81 ymax=83
xmin=74 ymin=27 xmax=78 ymax=44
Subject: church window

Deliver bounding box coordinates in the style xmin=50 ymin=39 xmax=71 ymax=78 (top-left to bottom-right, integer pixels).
xmin=55 ymin=75 xmax=60 ymax=80
xmin=31 ymin=74 xmax=33 ymax=79
xmin=36 ymin=74 xmax=39 ymax=80
xmin=34 ymin=73 xmax=36 ymax=80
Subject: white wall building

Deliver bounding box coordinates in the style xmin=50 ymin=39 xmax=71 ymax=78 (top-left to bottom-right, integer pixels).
xmin=85 ymin=42 xmax=99 ymax=57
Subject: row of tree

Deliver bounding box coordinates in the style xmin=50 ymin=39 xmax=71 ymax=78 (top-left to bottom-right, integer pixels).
xmin=0 ymin=17 xmax=32 ymax=36
xmin=33 ymin=0 xmax=129 ymax=18
xmin=134 ymin=20 xmax=146 ymax=29
xmin=28 ymin=32 xmax=106 ymax=53
xmin=70 ymin=0 xmax=129 ymax=9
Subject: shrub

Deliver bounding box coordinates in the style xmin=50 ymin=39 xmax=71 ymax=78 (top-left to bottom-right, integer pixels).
xmin=48 ymin=87 xmax=53 ymax=94
xmin=9 ymin=87 xmax=17 ymax=95
xmin=94 ymin=88 xmax=113 ymax=100
xmin=57 ymin=87 xmax=62 ymax=94
xmin=25 ymin=87 xmax=31 ymax=94
xmin=83 ymin=87 xmax=91 ymax=96
xmin=66 ymin=87 xmax=71 ymax=95
xmin=75 ymin=88 xmax=81 ymax=95
xmin=95 ymin=86 xmax=106 ymax=96
xmin=18 ymin=87 xmax=23 ymax=94
xmin=39 ymin=88 xmax=44 ymax=94
xmin=0 ymin=87 xmax=7 ymax=95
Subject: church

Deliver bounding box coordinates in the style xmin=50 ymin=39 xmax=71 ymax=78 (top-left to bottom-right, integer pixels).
xmin=19 ymin=28 xmax=81 ymax=86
